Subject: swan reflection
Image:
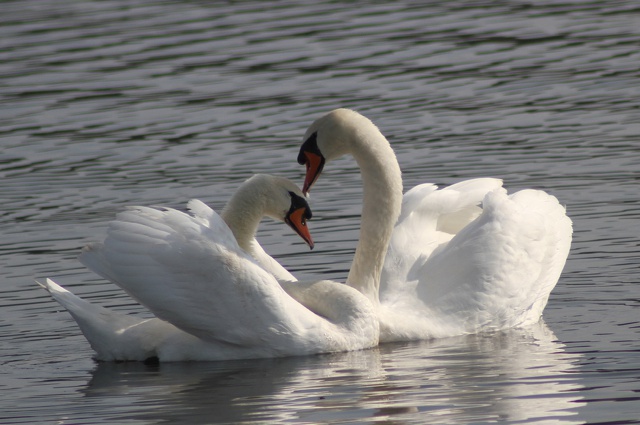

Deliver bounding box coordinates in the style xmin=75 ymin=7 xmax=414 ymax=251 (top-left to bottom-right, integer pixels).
xmin=84 ymin=322 xmax=583 ymax=424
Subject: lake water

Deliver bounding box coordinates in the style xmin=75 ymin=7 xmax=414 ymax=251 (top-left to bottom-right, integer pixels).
xmin=1 ymin=0 xmax=639 ymax=423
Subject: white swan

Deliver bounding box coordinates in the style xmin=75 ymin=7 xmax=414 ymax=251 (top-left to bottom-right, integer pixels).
xmin=41 ymin=174 xmax=378 ymax=361
xmin=211 ymin=173 xmax=313 ymax=281
xmin=297 ymin=108 xmax=572 ymax=342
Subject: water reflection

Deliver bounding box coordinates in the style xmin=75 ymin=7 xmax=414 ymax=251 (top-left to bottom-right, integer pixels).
xmin=83 ymin=322 xmax=582 ymax=424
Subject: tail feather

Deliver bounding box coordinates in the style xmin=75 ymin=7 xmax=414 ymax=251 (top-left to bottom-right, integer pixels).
xmin=38 ymin=279 xmax=156 ymax=361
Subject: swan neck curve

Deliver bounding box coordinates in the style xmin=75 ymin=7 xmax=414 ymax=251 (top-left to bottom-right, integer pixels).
xmin=343 ymin=113 xmax=403 ymax=303
xmin=221 ymin=180 xmax=266 ymax=252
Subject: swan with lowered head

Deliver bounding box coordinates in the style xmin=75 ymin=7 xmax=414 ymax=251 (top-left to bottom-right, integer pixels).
xmin=41 ymin=174 xmax=378 ymax=361
xmin=216 ymin=173 xmax=313 ymax=281
xmin=297 ymin=108 xmax=572 ymax=342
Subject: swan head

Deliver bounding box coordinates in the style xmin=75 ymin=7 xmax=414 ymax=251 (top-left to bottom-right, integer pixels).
xmin=257 ymin=175 xmax=315 ymax=249
xmin=282 ymin=189 xmax=314 ymax=250
xmin=297 ymin=108 xmax=375 ymax=194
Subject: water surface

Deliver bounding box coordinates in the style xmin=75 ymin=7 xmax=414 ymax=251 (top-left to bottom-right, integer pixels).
xmin=1 ymin=0 xmax=639 ymax=423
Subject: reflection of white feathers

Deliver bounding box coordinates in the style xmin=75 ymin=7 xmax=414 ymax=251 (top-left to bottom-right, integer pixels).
xmin=373 ymin=323 xmax=582 ymax=424
xmin=82 ymin=322 xmax=582 ymax=424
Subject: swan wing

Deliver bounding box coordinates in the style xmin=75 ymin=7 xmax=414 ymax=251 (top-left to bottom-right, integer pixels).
xmin=79 ymin=205 xmax=321 ymax=350
xmin=413 ymin=187 xmax=572 ymax=332
xmin=381 ymin=178 xmax=503 ymax=299
xmin=40 ymin=278 xmax=294 ymax=361
xmin=186 ymin=198 xmax=215 ymax=227
xmin=188 ymin=198 xmax=297 ymax=282
xmin=432 ymin=178 xmax=504 ymax=234
xmin=39 ymin=278 xmax=147 ymax=339
xmin=39 ymin=278 xmax=174 ymax=360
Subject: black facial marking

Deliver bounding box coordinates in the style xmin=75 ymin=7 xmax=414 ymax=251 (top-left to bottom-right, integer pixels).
xmin=297 ymin=132 xmax=321 ymax=165
xmin=288 ymin=191 xmax=312 ymax=220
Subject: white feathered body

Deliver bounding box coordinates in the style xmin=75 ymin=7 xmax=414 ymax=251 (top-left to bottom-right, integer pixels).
xmin=380 ymin=178 xmax=572 ymax=341
xmin=44 ymin=202 xmax=377 ymax=361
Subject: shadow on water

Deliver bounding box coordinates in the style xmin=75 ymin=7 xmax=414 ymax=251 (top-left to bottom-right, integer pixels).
xmin=82 ymin=322 xmax=584 ymax=424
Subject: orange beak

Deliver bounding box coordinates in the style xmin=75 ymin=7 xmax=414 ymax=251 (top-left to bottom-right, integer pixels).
xmin=302 ymin=151 xmax=324 ymax=195
xmin=285 ymin=207 xmax=314 ymax=249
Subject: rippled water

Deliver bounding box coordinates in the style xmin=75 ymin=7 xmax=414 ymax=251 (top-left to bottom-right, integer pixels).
xmin=2 ymin=0 xmax=640 ymax=423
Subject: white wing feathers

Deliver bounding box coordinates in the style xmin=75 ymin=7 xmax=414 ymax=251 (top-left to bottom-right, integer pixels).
xmin=414 ymin=187 xmax=572 ymax=331
xmin=79 ymin=206 xmax=320 ymax=350
xmin=381 ymin=178 xmax=503 ymax=298
xmin=381 ymin=178 xmax=572 ymax=336
xmin=39 ymin=278 xmax=166 ymax=360
xmin=187 ymin=198 xmax=297 ymax=282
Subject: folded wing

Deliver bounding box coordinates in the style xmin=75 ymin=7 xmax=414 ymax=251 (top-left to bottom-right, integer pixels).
xmin=79 ymin=205 xmax=320 ymax=350
xmin=381 ymin=178 xmax=503 ymax=299
xmin=413 ymin=187 xmax=572 ymax=332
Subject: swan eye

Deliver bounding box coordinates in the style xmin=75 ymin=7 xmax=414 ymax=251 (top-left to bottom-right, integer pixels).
xmin=298 ymin=132 xmax=320 ymax=165
xmin=298 ymin=132 xmax=325 ymax=194
xmin=284 ymin=195 xmax=315 ymax=249
xmin=288 ymin=191 xmax=313 ymax=220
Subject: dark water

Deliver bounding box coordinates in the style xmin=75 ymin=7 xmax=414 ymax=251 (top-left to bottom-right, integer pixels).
xmin=2 ymin=0 xmax=639 ymax=423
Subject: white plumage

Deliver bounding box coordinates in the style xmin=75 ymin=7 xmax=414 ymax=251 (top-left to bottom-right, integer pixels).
xmin=298 ymin=108 xmax=572 ymax=342
xmin=41 ymin=175 xmax=378 ymax=361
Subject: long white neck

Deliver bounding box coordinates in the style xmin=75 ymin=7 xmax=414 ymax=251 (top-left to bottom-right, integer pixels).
xmin=344 ymin=115 xmax=403 ymax=304
xmin=221 ymin=181 xmax=266 ymax=252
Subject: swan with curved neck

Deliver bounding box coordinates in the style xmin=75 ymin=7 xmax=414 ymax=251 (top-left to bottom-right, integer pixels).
xmin=298 ymin=108 xmax=572 ymax=340
xmin=41 ymin=174 xmax=377 ymax=361
xmin=219 ymin=173 xmax=313 ymax=281
xmin=298 ymin=109 xmax=403 ymax=302
xmin=221 ymin=174 xmax=312 ymax=252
